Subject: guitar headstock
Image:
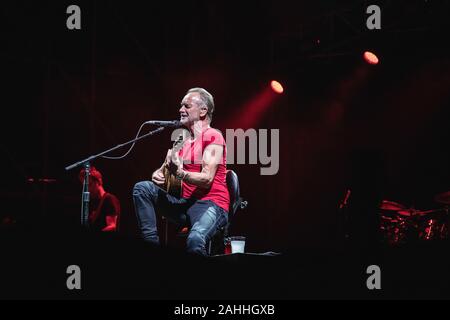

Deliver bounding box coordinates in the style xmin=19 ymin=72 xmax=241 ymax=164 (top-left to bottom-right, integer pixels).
xmin=172 ymin=134 xmax=185 ymax=152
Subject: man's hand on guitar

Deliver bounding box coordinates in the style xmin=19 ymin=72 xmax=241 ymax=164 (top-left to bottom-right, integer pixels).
xmin=167 ymin=149 xmax=183 ymax=177
xmin=164 ymin=149 xmax=172 ymax=167
xmin=152 ymin=169 xmax=165 ymax=186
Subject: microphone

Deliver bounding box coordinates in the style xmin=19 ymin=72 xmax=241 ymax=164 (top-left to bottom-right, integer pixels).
xmin=145 ymin=120 xmax=183 ymax=127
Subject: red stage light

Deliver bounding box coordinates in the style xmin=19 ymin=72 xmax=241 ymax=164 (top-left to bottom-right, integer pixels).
xmin=270 ymin=80 xmax=284 ymax=94
xmin=363 ymin=51 xmax=379 ymax=65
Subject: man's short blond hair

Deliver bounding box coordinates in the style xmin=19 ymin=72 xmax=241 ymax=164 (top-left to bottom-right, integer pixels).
xmin=187 ymin=87 xmax=215 ymax=122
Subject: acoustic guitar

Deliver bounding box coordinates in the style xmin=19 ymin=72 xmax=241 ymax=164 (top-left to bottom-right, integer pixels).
xmin=162 ymin=134 xmax=186 ymax=197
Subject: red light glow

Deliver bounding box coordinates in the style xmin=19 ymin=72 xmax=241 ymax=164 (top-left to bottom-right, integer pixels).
xmin=363 ymin=51 xmax=379 ymax=65
xmin=270 ymin=80 xmax=284 ymax=94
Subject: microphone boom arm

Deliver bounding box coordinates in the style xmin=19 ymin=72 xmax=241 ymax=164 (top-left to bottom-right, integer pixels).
xmin=65 ymin=125 xmax=166 ymax=227
xmin=65 ymin=126 xmax=165 ymax=171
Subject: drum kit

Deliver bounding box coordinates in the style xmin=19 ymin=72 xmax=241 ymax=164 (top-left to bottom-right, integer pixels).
xmin=379 ymin=191 xmax=450 ymax=245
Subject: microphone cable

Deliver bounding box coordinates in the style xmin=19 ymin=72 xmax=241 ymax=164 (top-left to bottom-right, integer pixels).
xmin=101 ymin=121 xmax=152 ymax=160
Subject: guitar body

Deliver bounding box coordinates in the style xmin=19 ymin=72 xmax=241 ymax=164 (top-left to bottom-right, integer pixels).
xmin=162 ymin=133 xmax=186 ymax=198
xmin=163 ymin=166 xmax=182 ymax=197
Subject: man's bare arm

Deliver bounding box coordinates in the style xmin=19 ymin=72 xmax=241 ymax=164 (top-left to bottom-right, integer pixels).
xmin=102 ymin=216 xmax=118 ymax=232
xmin=181 ymin=144 xmax=223 ymax=189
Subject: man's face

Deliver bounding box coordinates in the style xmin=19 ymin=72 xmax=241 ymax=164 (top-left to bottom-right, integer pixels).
xmin=88 ymin=180 xmax=101 ymax=199
xmin=179 ymin=92 xmax=207 ymax=126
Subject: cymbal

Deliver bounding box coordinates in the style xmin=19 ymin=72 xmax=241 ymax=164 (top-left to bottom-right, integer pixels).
xmin=435 ymin=191 xmax=450 ymax=205
xmin=380 ymin=200 xmax=406 ymax=211
xmin=415 ymin=208 xmax=448 ymax=217
xmin=396 ymin=209 xmax=418 ymax=217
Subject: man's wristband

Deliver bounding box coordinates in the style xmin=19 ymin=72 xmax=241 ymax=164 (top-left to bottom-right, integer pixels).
xmin=177 ymin=170 xmax=188 ymax=181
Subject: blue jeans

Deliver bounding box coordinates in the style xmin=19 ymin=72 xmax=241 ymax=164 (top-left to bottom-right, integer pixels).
xmin=132 ymin=181 xmax=228 ymax=256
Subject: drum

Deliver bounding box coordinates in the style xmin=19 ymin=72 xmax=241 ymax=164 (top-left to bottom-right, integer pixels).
xmin=379 ymin=214 xmax=411 ymax=245
xmin=379 ymin=200 xmax=416 ymax=245
xmin=416 ymin=209 xmax=449 ymax=241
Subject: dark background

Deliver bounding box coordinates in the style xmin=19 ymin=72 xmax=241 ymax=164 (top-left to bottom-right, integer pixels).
xmin=2 ymin=0 xmax=450 ymax=255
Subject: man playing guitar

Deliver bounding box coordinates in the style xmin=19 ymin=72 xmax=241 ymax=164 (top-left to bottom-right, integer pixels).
xmin=133 ymin=88 xmax=229 ymax=255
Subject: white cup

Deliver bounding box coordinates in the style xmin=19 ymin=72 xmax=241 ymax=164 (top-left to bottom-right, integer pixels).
xmin=230 ymin=236 xmax=246 ymax=253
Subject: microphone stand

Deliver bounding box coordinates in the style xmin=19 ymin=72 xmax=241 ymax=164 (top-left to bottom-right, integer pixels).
xmin=65 ymin=126 xmax=166 ymax=227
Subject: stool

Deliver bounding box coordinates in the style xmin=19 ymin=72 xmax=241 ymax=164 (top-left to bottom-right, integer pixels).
xmin=164 ymin=170 xmax=248 ymax=255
